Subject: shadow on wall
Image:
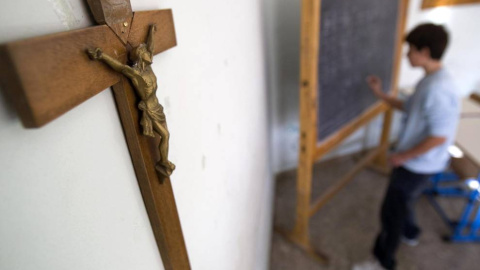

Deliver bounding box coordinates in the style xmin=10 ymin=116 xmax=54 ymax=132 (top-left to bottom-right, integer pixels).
xmin=0 ymin=86 xmax=19 ymax=124
xmin=274 ymin=0 xmax=301 ymax=122
xmin=264 ymin=0 xmax=302 ymax=173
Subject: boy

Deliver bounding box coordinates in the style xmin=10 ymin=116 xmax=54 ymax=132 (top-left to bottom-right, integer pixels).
xmin=354 ymin=23 xmax=460 ymax=270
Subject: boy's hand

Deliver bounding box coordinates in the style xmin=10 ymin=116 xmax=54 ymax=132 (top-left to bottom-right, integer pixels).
xmin=366 ymin=75 xmax=384 ymax=98
xmin=389 ymin=153 xmax=409 ymax=167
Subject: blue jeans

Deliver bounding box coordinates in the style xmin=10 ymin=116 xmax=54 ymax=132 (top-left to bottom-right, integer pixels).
xmin=373 ymin=167 xmax=432 ymax=270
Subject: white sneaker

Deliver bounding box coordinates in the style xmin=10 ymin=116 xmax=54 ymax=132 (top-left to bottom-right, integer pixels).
xmin=401 ymin=236 xmax=419 ymax=247
xmin=352 ymin=259 xmax=385 ymax=270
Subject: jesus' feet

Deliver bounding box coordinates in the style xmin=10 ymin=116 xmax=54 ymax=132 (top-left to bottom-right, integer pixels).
xmin=155 ymin=160 xmax=175 ymax=177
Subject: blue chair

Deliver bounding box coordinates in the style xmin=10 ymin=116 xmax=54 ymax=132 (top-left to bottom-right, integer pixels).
xmin=424 ymin=171 xmax=480 ymax=242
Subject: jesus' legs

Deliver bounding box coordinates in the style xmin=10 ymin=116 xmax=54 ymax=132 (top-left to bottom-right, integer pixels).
xmin=153 ymin=121 xmax=175 ymax=176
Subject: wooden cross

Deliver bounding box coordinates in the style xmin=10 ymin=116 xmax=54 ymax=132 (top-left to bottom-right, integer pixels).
xmin=0 ymin=0 xmax=190 ymax=269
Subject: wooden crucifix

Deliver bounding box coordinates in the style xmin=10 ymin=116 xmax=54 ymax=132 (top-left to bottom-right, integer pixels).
xmin=0 ymin=0 xmax=190 ymax=269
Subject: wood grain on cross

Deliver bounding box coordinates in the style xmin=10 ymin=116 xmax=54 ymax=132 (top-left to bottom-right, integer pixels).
xmin=0 ymin=0 xmax=190 ymax=269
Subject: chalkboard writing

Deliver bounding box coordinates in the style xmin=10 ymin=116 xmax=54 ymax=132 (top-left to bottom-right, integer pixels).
xmin=317 ymin=0 xmax=399 ymax=141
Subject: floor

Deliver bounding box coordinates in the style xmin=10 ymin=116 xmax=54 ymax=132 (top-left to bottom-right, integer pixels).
xmin=270 ymin=154 xmax=480 ymax=270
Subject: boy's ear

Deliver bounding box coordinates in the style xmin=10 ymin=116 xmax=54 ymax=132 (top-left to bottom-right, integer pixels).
xmin=420 ymin=47 xmax=432 ymax=59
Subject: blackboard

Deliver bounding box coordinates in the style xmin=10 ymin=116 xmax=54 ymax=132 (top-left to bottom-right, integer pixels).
xmin=317 ymin=0 xmax=400 ymax=141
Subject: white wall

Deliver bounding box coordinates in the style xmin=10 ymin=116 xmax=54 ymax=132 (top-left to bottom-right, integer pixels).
xmin=399 ymin=0 xmax=480 ymax=95
xmin=0 ymin=1 xmax=272 ymax=270
xmin=151 ymin=0 xmax=273 ymax=269
xmin=267 ymin=0 xmax=480 ymax=174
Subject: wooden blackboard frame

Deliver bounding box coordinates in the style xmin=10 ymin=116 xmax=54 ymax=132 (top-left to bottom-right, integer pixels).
xmin=278 ymin=0 xmax=410 ymax=263
xmin=422 ymin=0 xmax=480 ymax=9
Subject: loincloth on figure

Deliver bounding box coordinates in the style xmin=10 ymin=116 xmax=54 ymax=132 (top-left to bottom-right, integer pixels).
xmin=138 ymin=101 xmax=166 ymax=137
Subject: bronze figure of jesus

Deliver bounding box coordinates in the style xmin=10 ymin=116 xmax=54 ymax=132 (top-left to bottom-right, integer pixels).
xmin=87 ymin=24 xmax=175 ymax=177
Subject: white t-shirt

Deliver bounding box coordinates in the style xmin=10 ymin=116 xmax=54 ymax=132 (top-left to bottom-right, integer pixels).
xmin=396 ymin=68 xmax=460 ymax=174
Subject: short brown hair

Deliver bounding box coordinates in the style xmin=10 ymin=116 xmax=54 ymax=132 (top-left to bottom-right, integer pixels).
xmin=405 ymin=23 xmax=449 ymax=60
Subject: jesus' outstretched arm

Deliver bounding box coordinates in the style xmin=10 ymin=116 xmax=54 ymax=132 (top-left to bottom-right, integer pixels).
xmin=87 ymin=48 xmax=136 ymax=79
xmin=146 ymin=24 xmax=156 ymax=56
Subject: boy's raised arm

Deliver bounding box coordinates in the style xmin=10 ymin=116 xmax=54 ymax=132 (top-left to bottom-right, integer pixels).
xmin=366 ymin=75 xmax=405 ymax=111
